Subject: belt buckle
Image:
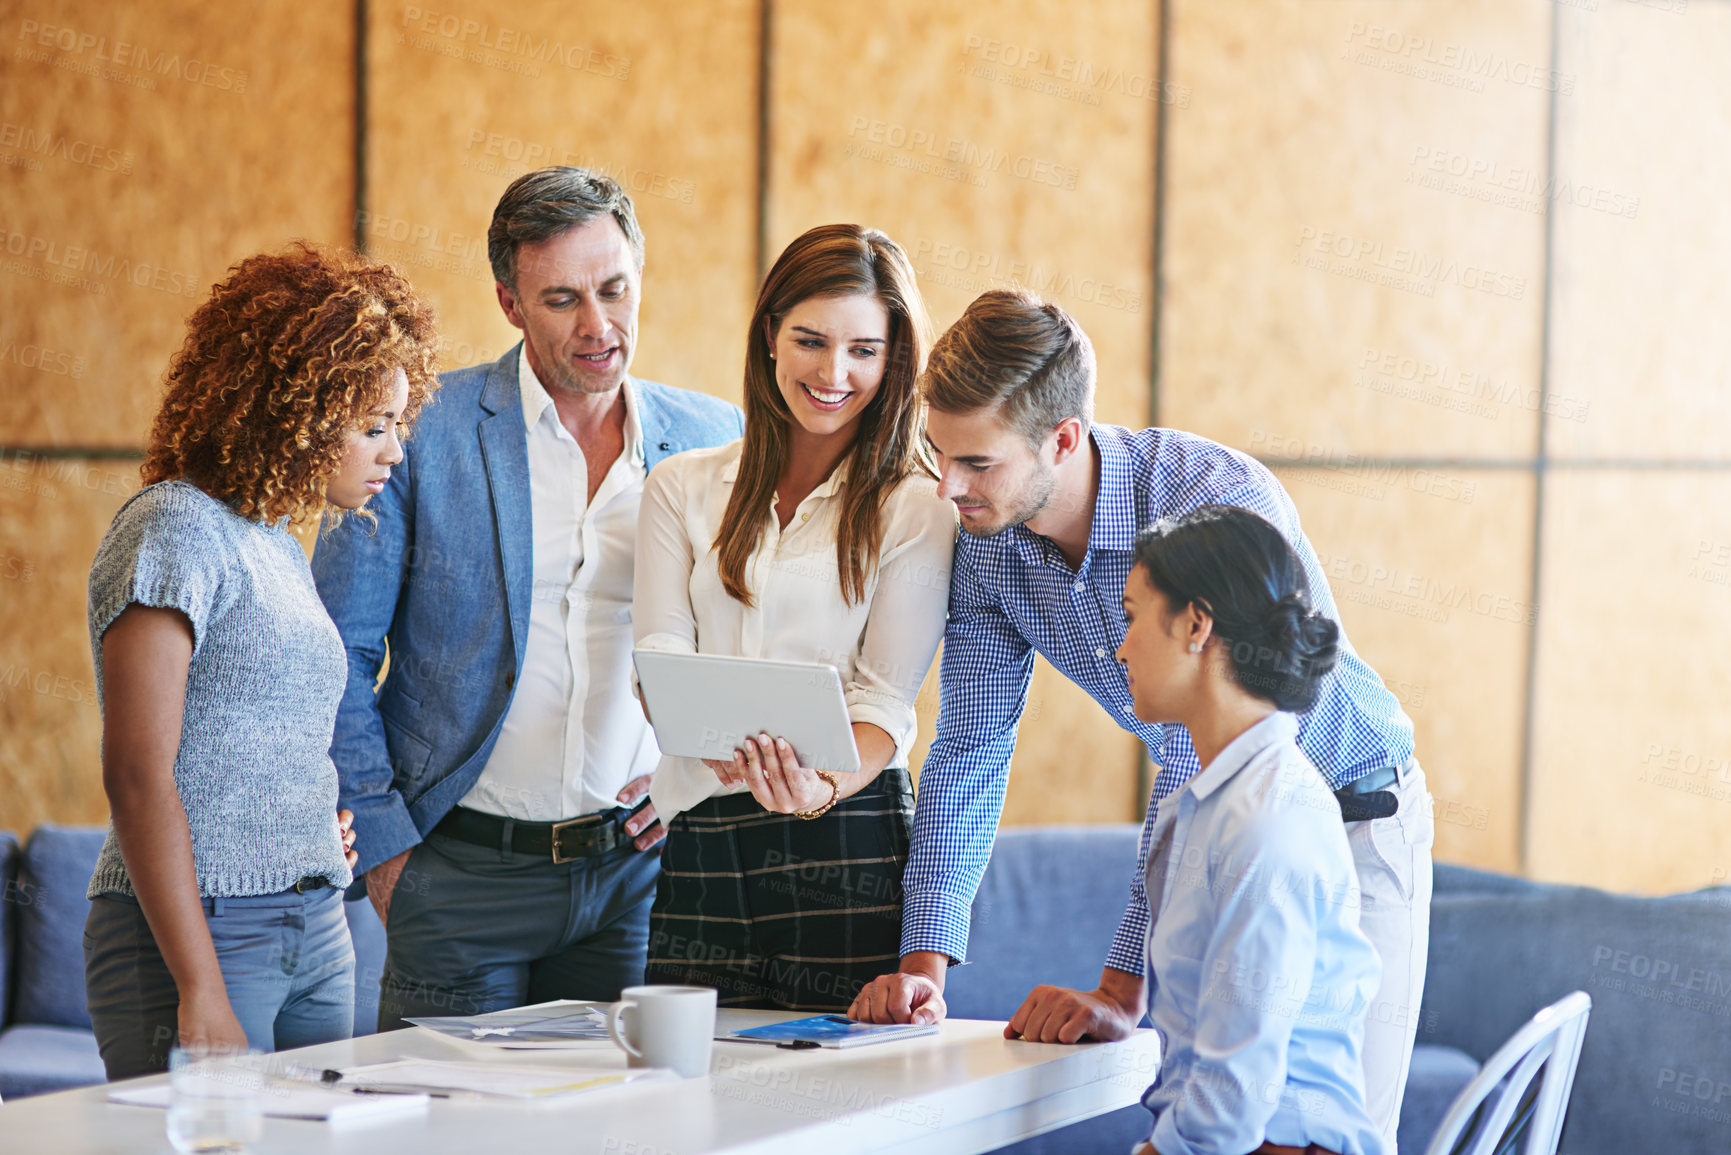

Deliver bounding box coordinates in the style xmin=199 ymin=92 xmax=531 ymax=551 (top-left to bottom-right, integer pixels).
xmin=550 ymin=818 xmax=583 ymax=864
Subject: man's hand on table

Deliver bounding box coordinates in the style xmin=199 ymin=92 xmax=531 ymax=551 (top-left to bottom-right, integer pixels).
xmin=849 ymin=951 xmax=949 ymax=1024
xmin=1004 ymin=967 xmax=1145 ymax=1043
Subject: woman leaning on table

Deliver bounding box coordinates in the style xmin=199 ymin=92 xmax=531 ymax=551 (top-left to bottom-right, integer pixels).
xmin=632 ymin=223 xmax=955 ymax=1011
xmin=82 ymin=243 xmax=439 ymax=1077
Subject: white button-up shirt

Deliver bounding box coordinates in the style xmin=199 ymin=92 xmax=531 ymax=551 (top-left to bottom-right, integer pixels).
xmin=460 ymin=346 xmax=658 ymax=820
xmin=633 ymin=440 xmax=957 ymax=822
xmin=1141 ymin=711 xmax=1385 ymax=1155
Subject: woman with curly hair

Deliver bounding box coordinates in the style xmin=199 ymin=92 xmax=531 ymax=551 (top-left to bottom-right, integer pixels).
xmin=82 ymin=243 xmax=439 ymax=1076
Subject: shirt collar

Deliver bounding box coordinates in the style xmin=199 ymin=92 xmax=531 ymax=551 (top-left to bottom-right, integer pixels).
xmin=1087 ymin=425 xmax=1140 ymax=553
xmin=1184 ymin=711 xmax=1300 ymax=802
xmin=809 ymin=456 xmax=850 ymax=498
xmin=1004 ymin=424 xmax=1138 ymax=566
xmin=623 ymin=383 xmax=645 ymax=466
xmin=719 ymin=445 xmax=851 ymax=495
xmin=517 ymin=342 xmax=553 ymax=431
xmin=517 ymin=343 xmax=645 ymax=467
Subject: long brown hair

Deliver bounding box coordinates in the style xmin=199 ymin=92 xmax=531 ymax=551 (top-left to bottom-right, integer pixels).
xmin=715 ymin=224 xmax=933 ymax=607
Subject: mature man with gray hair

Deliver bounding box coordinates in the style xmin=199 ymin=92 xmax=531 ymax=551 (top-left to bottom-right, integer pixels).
xmin=313 ymin=167 xmax=741 ymax=1027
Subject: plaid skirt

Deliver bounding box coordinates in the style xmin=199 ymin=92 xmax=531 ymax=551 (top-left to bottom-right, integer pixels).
xmin=646 ymin=767 xmax=913 ymax=1011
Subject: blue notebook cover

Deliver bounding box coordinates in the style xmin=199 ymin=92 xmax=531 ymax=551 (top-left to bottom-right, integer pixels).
xmin=725 ymin=1015 xmax=939 ymax=1048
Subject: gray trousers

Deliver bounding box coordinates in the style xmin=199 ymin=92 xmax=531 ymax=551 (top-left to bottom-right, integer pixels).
xmin=375 ymin=829 xmax=658 ymax=1032
xmin=83 ymin=886 xmax=355 ymax=1079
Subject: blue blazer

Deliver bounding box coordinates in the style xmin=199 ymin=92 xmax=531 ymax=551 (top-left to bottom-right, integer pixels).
xmin=312 ymin=345 xmax=743 ymax=875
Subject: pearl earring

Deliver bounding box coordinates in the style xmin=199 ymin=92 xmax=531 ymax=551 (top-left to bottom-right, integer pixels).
xmin=1188 ymin=643 xmax=1200 ymax=654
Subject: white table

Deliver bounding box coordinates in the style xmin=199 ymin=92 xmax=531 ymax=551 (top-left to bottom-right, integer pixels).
xmin=1 ymin=1014 xmax=1160 ymax=1154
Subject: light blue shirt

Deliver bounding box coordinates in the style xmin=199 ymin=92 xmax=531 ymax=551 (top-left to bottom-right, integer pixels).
xmin=1141 ymin=712 xmax=1385 ymax=1155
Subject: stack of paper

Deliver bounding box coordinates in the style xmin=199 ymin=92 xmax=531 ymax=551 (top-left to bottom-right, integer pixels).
xmin=406 ymin=999 xmax=614 ymax=1049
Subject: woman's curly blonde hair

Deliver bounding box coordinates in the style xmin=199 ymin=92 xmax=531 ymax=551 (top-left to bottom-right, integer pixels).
xmin=141 ymin=242 xmax=440 ymax=524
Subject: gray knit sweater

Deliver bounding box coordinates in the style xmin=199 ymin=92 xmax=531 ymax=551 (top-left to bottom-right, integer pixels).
xmin=86 ymin=481 xmax=354 ymax=898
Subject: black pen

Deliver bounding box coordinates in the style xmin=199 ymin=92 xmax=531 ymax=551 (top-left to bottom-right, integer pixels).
xmin=319 ymin=1069 xmax=453 ymax=1099
xmin=348 ymin=1085 xmax=453 ymax=1098
xmin=285 ymin=1065 xmax=452 ymax=1099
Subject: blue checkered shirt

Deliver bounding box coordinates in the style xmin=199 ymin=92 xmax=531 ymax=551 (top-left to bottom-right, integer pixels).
xmin=902 ymin=424 xmax=1415 ymax=973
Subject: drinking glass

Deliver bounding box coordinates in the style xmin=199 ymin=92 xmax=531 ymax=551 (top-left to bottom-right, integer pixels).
xmin=166 ymin=1046 xmax=265 ymax=1154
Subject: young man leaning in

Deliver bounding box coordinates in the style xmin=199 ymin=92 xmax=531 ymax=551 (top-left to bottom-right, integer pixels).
xmin=849 ymin=290 xmax=1432 ymax=1153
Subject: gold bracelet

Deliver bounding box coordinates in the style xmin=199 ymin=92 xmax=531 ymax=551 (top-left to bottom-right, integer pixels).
xmin=794 ymin=768 xmax=841 ymax=821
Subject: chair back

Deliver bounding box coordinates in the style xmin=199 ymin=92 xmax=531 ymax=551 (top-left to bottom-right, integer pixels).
xmin=1424 ymin=991 xmax=1592 ymax=1155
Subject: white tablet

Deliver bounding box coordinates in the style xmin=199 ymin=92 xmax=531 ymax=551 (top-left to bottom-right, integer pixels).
xmin=633 ymin=651 xmax=862 ymax=775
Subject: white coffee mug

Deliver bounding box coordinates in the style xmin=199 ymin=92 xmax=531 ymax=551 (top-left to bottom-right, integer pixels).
xmin=606 ymin=985 xmax=717 ymax=1078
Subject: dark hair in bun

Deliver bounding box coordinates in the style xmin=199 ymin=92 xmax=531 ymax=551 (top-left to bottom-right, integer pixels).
xmin=1131 ymin=505 xmax=1340 ymax=712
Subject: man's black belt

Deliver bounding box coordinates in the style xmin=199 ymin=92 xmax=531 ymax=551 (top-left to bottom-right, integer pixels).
xmin=434 ymin=806 xmax=627 ymax=863
xmin=1334 ymin=763 xmax=1402 ymax=822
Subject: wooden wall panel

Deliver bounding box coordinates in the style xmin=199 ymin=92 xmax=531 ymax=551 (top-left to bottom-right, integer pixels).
xmin=1547 ymin=2 xmax=1731 ymax=460
xmin=769 ymin=0 xmax=1158 ymax=823
xmin=1161 ymin=0 xmax=1550 ymax=460
xmin=0 ymin=455 xmax=140 ymax=833
xmin=766 ymin=0 xmax=1156 ymax=429
xmin=906 ymin=652 xmax=1146 ymax=827
xmin=6 ymin=0 xmax=1727 ymax=898
xmin=0 ymin=0 xmax=354 ymax=448
xmin=364 ymin=0 xmax=758 ymax=400
xmin=1529 ymin=473 xmax=1731 ymax=894
xmin=1272 ymin=468 xmax=1535 ymax=872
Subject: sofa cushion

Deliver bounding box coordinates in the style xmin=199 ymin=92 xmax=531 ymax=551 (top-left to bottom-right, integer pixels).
xmin=1420 ymin=878 xmax=1731 ymax=1155
xmin=1396 ymin=1044 xmax=1479 ymax=1154
xmin=1433 ymin=861 xmax=1543 ymax=898
xmin=947 ymin=825 xmax=1144 ymax=1022
xmin=11 ymin=825 xmax=385 ymax=1041
xmin=13 ymin=825 xmax=105 ymax=1028
xmin=0 ymin=1023 xmax=106 ymax=1098
xmin=0 ymin=831 xmax=18 ymax=1031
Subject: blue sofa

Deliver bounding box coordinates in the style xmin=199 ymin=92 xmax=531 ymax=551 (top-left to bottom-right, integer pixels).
xmin=6 ymin=824 xmax=1730 ymax=1155
xmin=1416 ymin=863 xmax=1731 ymax=1154
xmin=0 ymin=825 xmax=387 ymax=1100
xmin=948 ymin=826 xmax=1731 ymax=1155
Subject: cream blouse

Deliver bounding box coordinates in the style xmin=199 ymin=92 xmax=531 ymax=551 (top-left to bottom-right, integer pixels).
xmin=633 ymin=439 xmax=957 ymax=822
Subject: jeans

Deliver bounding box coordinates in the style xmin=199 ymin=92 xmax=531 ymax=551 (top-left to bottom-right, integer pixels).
xmin=1347 ymin=757 xmax=1436 ymax=1154
xmin=83 ymin=886 xmax=355 ymax=1079
xmin=376 ymin=830 xmax=658 ymax=1031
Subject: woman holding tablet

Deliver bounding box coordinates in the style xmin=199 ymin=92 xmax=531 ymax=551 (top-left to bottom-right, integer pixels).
xmin=633 ymin=224 xmax=954 ymax=1010
xmin=1029 ymin=504 xmax=1383 ymax=1155
xmin=82 ymin=245 xmax=439 ymax=1075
